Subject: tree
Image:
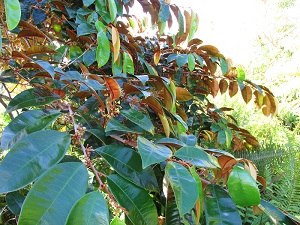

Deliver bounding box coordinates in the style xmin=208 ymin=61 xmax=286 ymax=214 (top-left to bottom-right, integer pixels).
xmin=0 ymin=0 xmax=297 ymax=224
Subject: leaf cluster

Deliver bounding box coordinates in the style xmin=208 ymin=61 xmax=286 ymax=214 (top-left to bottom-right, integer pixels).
xmin=0 ymin=0 xmax=298 ymax=224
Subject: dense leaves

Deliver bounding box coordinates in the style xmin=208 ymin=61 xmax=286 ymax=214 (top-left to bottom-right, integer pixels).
xmin=0 ymin=0 xmax=285 ymax=224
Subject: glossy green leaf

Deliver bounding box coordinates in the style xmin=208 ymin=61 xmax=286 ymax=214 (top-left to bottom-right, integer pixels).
xmin=121 ymin=109 xmax=154 ymax=135
xmin=110 ymin=217 xmax=126 ymax=225
xmin=165 ymin=162 xmax=198 ymax=216
xmin=217 ymin=130 xmax=226 ymax=145
xmin=156 ymin=137 xmax=185 ymax=148
xmin=4 ymin=0 xmax=21 ymax=30
xmin=259 ymin=200 xmax=295 ymax=225
xmin=176 ymin=54 xmax=188 ymax=67
xmin=95 ymin=21 xmax=110 ymax=68
xmin=188 ymin=54 xmax=195 ymax=72
xmin=174 ymin=146 xmax=220 ymax=168
xmin=137 ymin=136 xmax=172 ymax=169
xmin=95 ymin=0 xmax=111 ymax=23
xmin=177 ymin=8 xmax=184 ymax=38
xmin=180 ymin=133 xmax=197 ymax=146
xmin=83 ymin=49 xmax=96 ymax=66
xmin=167 ymin=54 xmax=179 ymax=63
xmin=159 ymin=2 xmax=170 ymax=22
xmin=1 ymin=110 xmax=61 ymax=150
xmin=237 ymin=67 xmax=246 ymax=81
xmin=112 ymin=53 xmax=123 ymax=75
xmin=107 ymin=174 xmax=158 ymax=225
xmin=227 ymin=165 xmax=260 ymax=206
xmin=105 ymin=118 xmax=137 ymax=133
xmin=219 ymin=58 xmax=228 ymax=75
xmin=32 ymin=8 xmax=47 ymax=25
xmin=0 ymin=130 xmax=70 ymax=194
xmin=6 ymin=88 xmax=60 ymax=114
xmin=188 ymin=10 xmax=198 ymax=42
xmin=123 ymin=52 xmax=134 ymax=74
xmin=204 ymin=184 xmax=242 ymax=225
xmin=35 ymin=60 xmax=55 ymax=79
xmin=190 ymin=167 xmax=203 ymax=223
xmin=19 ymin=162 xmax=88 ymax=225
xmin=108 ymin=0 xmax=117 ymax=22
xmin=83 ymin=0 xmax=95 ymax=7
xmin=77 ymin=23 xmax=97 ymax=36
xmin=165 ymin=186 xmax=182 ymax=225
xmin=6 ymin=191 xmax=25 ymax=215
xmin=95 ymin=145 xmax=158 ymax=191
xmin=86 ymin=128 xmax=111 ymax=145
xmin=66 ymin=191 xmax=109 ymax=225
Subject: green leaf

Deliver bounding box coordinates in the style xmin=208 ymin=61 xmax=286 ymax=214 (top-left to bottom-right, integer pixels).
xmin=159 ymin=2 xmax=170 ymax=22
xmin=95 ymin=21 xmax=110 ymax=68
xmin=77 ymin=23 xmax=97 ymax=36
xmin=165 ymin=162 xmax=198 ymax=216
xmin=83 ymin=0 xmax=95 ymax=7
xmin=217 ymin=130 xmax=226 ymax=145
xmin=227 ymin=165 xmax=260 ymax=206
xmin=112 ymin=53 xmax=123 ymax=75
xmin=1 ymin=110 xmax=61 ymax=150
xmin=107 ymin=174 xmax=158 ymax=225
xmin=137 ymin=136 xmax=172 ymax=169
xmin=190 ymin=167 xmax=202 ymax=222
xmin=86 ymin=128 xmax=111 ymax=145
xmin=35 ymin=60 xmax=55 ymax=79
xmin=0 ymin=130 xmax=71 ymax=194
xmin=95 ymin=145 xmax=158 ymax=191
xmin=174 ymin=146 xmax=220 ymax=168
xmin=121 ymin=109 xmax=154 ymax=135
xmin=167 ymin=54 xmax=179 ymax=63
xmin=19 ymin=162 xmax=88 ymax=225
xmin=177 ymin=9 xmax=184 ymax=38
xmin=176 ymin=54 xmax=188 ymax=67
xmin=259 ymin=200 xmax=295 ymax=225
xmin=66 ymin=191 xmax=109 ymax=225
xmin=105 ymin=118 xmax=137 ymax=133
xmin=6 ymin=88 xmax=60 ymax=114
xmin=219 ymin=57 xmax=228 ymax=75
xmin=83 ymin=49 xmax=96 ymax=66
xmin=180 ymin=133 xmax=197 ymax=146
xmin=204 ymin=184 xmax=242 ymax=225
xmin=188 ymin=54 xmax=195 ymax=72
xmin=188 ymin=10 xmax=198 ymax=42
xmin=123 ymin=52 xmax=134 ymax=74
xmin=108 ymin=0 xmax=117 ymax=22
xmin=237 ymin=67 xmax=246 ymax=81
xmin=4 ymin=0 xmax=21 ymax=30
xmin=110 ymin=217 xmax=126 ymax=225
xmin=6 ymin=191 xmax=25 ymax=215
xmin=156 ymin=137 xmax=185 ymax=148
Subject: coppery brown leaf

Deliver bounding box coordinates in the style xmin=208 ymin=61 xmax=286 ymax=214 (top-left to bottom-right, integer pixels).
xmin=253 ymin=90 xmax=264 ymax=109
xmin=176 ymin=87 xmax=193 ymax=101
xmin=244 ymin=136 xmax=260 ymax=147
xmin=262 ymin=95 xmax=271 ymax=116
xmin=198 ymin=45 xmax=219 ymax=55
xmin=208 ymin=79 xmax=219 ymax=98
xmin=104 ymin=77 xmax=121 ymax=101
xmin=229 ymin=81 xmax=238 ymax=98
xmin=111 ymin=26 xmax=120 ymax=63
xmin=219 ymin=79 xmax=228 ymax=95
xmin=241 ymin=85 xmax=252 ymax=104
xmin=142 ymin=96 xmax=164 ymax=115
xmin=154 ymin=50 xmax=161 ymax=65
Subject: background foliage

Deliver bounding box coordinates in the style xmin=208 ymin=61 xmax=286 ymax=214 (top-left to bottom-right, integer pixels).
xmin=0 ymin=0 xmax=299 ymax=224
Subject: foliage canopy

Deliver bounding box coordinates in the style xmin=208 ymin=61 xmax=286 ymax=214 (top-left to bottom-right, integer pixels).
xmin=0 ymin=0 xmax=298 ymax=224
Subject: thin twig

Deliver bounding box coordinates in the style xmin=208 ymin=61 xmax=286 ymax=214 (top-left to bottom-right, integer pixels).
xmin=68 ymin=105 xmax=103 ymax=188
